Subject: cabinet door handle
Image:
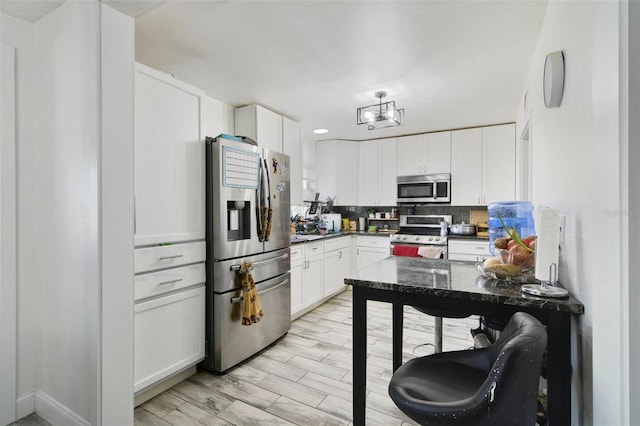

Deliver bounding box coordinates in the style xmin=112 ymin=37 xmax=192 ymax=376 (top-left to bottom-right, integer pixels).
xmin=338 ymin=251 xmax=343 ymax=259
xmin=159 ymin=254 xmax=184 ymax=260
xmin=158 ymin=278 xmax=183 ymax=287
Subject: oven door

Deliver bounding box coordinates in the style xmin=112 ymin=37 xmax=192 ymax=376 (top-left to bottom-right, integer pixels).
xmin=390 ymin=243 xmax=448 ymax=259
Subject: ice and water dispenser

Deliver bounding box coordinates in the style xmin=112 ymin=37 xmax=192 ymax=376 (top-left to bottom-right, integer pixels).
xmin=227 ymin=200 xmax=251 ymax=241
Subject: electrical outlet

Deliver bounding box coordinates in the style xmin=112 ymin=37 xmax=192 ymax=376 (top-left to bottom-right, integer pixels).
xmin=559 ymin=215 xmax=566 ymax=244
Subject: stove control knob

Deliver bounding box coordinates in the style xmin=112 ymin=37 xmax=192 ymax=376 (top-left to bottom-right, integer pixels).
xmin=433 ymin=237 xmax=440 ymax=242
xmin=402 ymin=235 xmax=408 ymax=240
xmin=428 ymin=236 xmax=434 ymax=241
xmin=414 ymin=236 xmax=420 ymax=241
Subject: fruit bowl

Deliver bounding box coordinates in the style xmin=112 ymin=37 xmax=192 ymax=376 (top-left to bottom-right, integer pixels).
xmin=477 ymin=247 xmax=535 ymax=282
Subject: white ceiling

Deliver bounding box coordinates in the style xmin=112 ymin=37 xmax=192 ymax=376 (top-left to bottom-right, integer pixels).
xmin=134 ymin=1 xmax=548 ymax=141
xmin=3 ymin=0 xmax=548 ymax=142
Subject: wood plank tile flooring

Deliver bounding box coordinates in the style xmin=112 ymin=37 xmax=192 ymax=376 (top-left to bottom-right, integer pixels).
xmin=135 ymin=290 xmax=479 ymax=426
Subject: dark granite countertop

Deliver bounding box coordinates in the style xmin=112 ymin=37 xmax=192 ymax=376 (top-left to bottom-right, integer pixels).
xmin=290 ymin=231 xmax=390 ymax=244
xmin=344 ymin=256 xmax=584 ymax=315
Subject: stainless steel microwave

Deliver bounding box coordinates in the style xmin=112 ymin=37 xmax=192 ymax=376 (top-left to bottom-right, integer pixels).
xmin=397 ymin=173 xmax=451 ymax=204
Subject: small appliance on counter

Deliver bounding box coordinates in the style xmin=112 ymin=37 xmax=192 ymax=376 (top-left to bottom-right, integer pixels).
xmin=321 ymin=213 xmax=342 ymax=233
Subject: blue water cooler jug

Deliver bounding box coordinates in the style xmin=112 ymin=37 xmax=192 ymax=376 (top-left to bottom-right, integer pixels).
xmin=488 ymin=201 xmax=535 ymax=254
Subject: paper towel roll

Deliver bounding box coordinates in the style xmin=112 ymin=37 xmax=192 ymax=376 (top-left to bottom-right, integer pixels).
xmin=534 ymin=208 xmax=562 ymax=281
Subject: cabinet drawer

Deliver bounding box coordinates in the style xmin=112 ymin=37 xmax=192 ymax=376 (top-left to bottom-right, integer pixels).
xmin=448 ymin=240 xmax=491 ymax=256
xmin=135 ymin=263 xmax=205 ymax=302
xmin=449 ymin=253 xmax=485 ymax=262
xmin=290 ymin=244 xmax=306 ymax=262
xmin=324 ymin=236 xmax=351 ymax=252
xmin=306 ymin=240 xmax=324 ymax=257
xmin=135 ymin=241 xmax=205 ymax=273
xmin=357 ymin=235 xmax=390 ymax=248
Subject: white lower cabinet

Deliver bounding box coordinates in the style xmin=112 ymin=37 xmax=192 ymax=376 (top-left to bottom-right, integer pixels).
xmin=357 ymin=235 xmax=390 ymax=271
xmin=133 ymin=242 xmax=206 ymax=395
xmin=448 ymin=239 xmax=491 ymax=262
xmin=134 ymin=285 xmax=205 ymax=393
xmin=290 ymin=240 xmax=324 ymax=318
xmin=323 ymin=236 xmax=353 ymax=296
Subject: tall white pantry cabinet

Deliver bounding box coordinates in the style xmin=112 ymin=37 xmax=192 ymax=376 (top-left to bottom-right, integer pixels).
xmin=133 ymin=63 xmax=206 ymax=400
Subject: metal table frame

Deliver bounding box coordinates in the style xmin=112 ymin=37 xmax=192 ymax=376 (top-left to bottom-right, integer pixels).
xmin=352 ymin=286 xmax=573 ymax=426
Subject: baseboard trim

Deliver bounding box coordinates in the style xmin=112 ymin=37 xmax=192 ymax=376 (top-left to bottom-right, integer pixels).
xmin=36 ymin=391 xmax=90 ymax=426
xmin=134 ymin=366 xmax=197 ymax=407
xmin=15 ymin=391 xmax=35 ymax=421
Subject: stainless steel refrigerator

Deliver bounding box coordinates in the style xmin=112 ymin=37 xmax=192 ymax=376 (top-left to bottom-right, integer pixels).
xmin=202 ymin=135 xmax=291 ymax=373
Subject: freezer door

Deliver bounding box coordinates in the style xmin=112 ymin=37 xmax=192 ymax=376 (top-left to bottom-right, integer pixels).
xmin=209 ymin=247 xmax=290 ymax=293
xmin=262 ymin=149 xmax=291 ymax=253
xmin=207 ymin=272 xmax=291 ymax=373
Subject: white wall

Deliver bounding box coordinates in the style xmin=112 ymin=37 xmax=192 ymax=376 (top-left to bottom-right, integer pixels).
xmin=515 ymin=1 xmax=626 ymax=425
xmin=626 ymin=2 xmax=640 ymax=424
xmin=34 ymin=2 xmax=101 ymax=423
xmin=1 ymin=12 xmax=39 ymax=421
xmin=202 ymin=95 xmax=234 ymax=137
xmin=100 ymin=4 xmax=135 ymax=424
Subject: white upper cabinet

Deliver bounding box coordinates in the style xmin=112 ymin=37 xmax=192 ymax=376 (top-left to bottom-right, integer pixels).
xmin=134 ymin=64 xmax=204 ymax=246
xmin=282 ymin=117 xmax=303 ymax=206
xmin=359 ymin=138 xmax=397 ymax=206
xmin=234 ymin=104 xmax=283 ymax=152
xmin=451 ymin=128 xmax=483 ymax=205
xmin=482 ymin=124 xmax=516 ymax=204
xmin=424 ymin=131 xmax=452 ymax=174
xmin=317 ymin=140 xmax=359 ymax=206
xmin=397 ymin=131 xmax=451 ymax=176
xmin=397 ymin=134 xmax=424 ymax=175
xmin=451 ymin=124 xmax=515 ymax=205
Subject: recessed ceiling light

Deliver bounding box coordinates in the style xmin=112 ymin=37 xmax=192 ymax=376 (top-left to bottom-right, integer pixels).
xmin=313 ymin=128 xmax=328 ymax=134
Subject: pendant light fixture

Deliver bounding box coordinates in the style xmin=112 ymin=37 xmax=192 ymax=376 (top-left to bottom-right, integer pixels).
xmin=357 ymin=91 xmax=405 ymax=130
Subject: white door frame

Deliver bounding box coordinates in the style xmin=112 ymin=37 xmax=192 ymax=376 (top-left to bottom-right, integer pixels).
xmin=1 ymin=42 xmax=18 ymax=425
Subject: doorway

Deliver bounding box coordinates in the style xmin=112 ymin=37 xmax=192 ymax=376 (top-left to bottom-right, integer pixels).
xmin=519 ymin=122 xmax=532 ymax=201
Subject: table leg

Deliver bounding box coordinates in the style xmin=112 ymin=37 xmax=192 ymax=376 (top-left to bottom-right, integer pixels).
xmin=545 ymin=311 xmax=571 ymax=425
xmin=392 ymin=302 xmax=403 ymax=371
xmin=352 ymin=287 xmax=367 ymax=426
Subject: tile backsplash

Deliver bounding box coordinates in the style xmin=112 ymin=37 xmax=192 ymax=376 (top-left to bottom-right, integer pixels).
xmin=331 ymin=205 xmax=487 ymax=225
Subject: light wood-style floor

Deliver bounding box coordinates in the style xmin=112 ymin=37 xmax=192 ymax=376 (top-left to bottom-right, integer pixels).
xmin=134 ymin=290 xmax=479 ymax=426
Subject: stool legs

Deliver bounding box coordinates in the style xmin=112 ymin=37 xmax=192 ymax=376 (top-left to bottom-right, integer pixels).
xmin=413 ymin=316 xmax=443 ymax=355
xmin=434 ymin=316 xmax=443 ymax=353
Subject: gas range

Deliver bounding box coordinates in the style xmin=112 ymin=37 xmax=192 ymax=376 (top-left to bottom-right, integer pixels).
xmin=390 ymin=233 xmax=448 ymax=246
xmin=390 ymin=214 xmax=452 ymax=247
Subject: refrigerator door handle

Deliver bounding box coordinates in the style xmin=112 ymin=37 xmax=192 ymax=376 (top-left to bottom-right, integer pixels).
xmin=229 ymin=252 xmax=289 ymax=271
xmin=263 ymin=157 xmax=272 ymax=241
xmin=257 ymin=277 xmax=288 ymax=296
xmin=229 ymin=277 xmax=289 ymax=304
xmin=256 ymin=158 xmax=265 ymax=241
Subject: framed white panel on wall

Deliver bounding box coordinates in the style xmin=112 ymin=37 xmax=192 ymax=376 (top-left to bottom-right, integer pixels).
xmin=134 ymin=63 xmax=205 ymax=246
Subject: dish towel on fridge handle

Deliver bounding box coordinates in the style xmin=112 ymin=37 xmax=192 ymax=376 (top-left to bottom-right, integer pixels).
xmin=417 ymin=246 xmax=444 ymax=259
xmin=239 ymin=262 xmax=264 ymax=326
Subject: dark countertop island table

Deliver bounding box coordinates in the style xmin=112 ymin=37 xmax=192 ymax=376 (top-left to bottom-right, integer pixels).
xmin=345 ymin=256 xmax=584 ymax=426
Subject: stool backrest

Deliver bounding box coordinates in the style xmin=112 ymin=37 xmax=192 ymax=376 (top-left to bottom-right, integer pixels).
xmin=483 ymin=312 xmax=547 ymax=424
